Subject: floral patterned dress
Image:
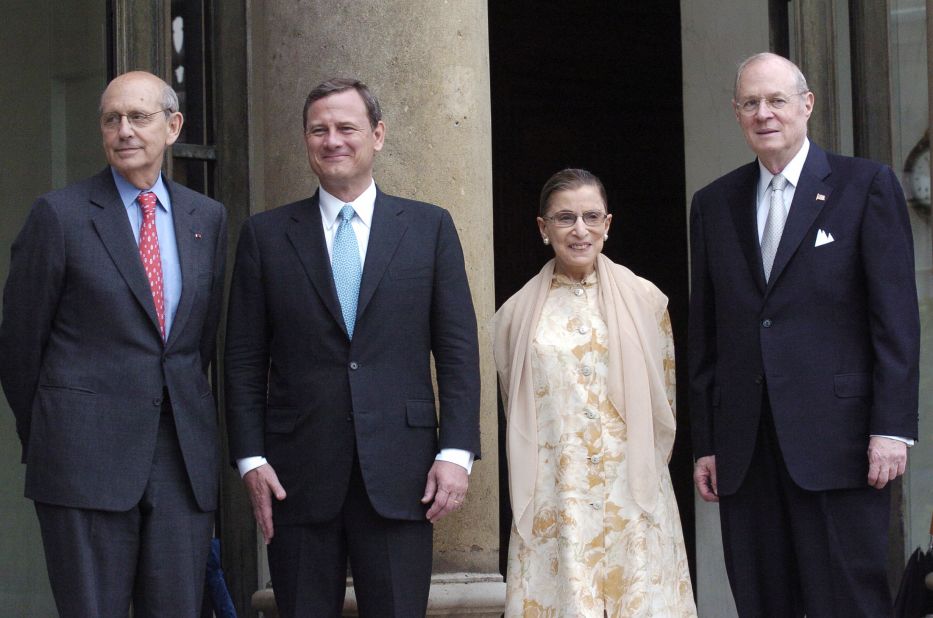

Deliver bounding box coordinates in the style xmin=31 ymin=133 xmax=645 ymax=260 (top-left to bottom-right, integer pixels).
xmin=505 ymin=272 xmax=696 ymax=617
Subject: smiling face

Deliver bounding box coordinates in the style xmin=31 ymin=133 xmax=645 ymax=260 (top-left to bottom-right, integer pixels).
xmin=734 ymin=55 xmax=814 ymax=173
xmin=537 ymin=184 xmax=612 ymax=281
xmin=304 ymin=88 xmax=386 ymax=202
xmin=100 ymin=72 xmax=182 ymax=189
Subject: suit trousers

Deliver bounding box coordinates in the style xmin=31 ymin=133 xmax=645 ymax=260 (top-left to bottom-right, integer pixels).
xmin=34 ymin=399 xmax=214 ymax=618
xmin=267 ymin=449 xmax=433 ymax=618
xmin=719 ymin=393 xmax=892 ymax=618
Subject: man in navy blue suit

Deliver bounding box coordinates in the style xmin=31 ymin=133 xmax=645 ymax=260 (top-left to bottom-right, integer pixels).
xmin=689 ymin=53 xmax=919 ymax=616
xmin=224 ymin=78 xmax=480 ymax=617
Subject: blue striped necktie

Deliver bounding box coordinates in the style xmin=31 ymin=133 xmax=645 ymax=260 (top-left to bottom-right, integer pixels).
xmin=332 ymin=204 xmax=362 ymax=338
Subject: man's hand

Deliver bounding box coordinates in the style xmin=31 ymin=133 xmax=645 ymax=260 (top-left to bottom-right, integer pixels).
xmin=243 ymin=463 xmax=287 ymax=544
xmin=421 ymin=460 xmax=468 ymax=524
xmin=694 ymin=455 xmax=719 ymax=502
xmin=867 ymin=436 xmax=907 ymax=490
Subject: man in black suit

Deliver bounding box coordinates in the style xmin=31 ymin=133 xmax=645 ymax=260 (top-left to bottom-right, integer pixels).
xmin=0 ymin=71 xmax=227 ymax=616
xmin=689 ymin=53 xmax=919 ymax=616
xmin=224 ymin=78 xmax=481 ymax=617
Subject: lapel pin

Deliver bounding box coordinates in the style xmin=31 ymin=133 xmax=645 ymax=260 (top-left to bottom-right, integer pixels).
xmin=194 ymin=232 xmax=202 ymax=239
xmin=815 ymin=193 xmax=826 ymax=201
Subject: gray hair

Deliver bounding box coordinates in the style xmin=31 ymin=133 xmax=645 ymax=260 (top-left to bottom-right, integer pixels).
xmin=303 ymin=77 xmax=382 ymax=131
xmin=161 ymin=82 xmax=180 ymax=115
xmin=97 ymin=72 xmax=180 ymax=117
xmin=733 ymin=52 xmax=809 ymax=100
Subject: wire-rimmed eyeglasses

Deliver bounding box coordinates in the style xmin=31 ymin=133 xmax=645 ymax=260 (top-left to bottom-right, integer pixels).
xmin=542 ymin=211 xmax=608 ymax=228
xmin=735 ymin=92 xmax=808 ymax=115
xmin=100 ymin=108 xmax=172 ymax=130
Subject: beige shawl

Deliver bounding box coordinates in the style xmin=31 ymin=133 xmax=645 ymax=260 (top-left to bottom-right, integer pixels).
xmin=493 ymin=254 xmax=676 ymax=542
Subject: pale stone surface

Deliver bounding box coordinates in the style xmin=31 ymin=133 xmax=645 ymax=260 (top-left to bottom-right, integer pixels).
xmin=680 ymin=1 xmax=770 ymax=616
xmin=247 ymin=0 xmax=501 ymax=608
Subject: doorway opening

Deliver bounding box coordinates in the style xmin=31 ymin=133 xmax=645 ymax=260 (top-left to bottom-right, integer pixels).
xmin=489 ymin=0 xmax=695 ymax=584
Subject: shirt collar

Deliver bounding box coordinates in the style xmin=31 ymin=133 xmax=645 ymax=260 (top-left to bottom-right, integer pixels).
xmin=319 ymin=180 xmax=376 ymax=231
xmin=111 ymin=167 xmax=172 ymax=212
xmin=757 ymin=138 xmax=809 ymax=202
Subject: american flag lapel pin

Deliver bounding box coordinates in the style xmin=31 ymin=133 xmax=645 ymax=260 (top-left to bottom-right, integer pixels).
xmin=815 ymin=193 xmax=826 ymax=201
xmin=194 ymin=232 xmax=202 ymax=239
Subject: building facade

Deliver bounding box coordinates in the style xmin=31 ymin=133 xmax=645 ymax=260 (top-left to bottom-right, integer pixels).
xmin=0 ymin=1 xmax=929 ymax=616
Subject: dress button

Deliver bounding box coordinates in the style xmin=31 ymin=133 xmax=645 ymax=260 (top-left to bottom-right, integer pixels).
xmin=591 ymin=455 xmax=602 ymax=464
xmin=585 ymin=409 xmax=598 ymax=420
xmin=573 ymin=287 xmax=584 ymax=297
xmin=761 ymin=319 xmax=773 ymax=328
xmin=349 ymin=361 xmax=359 ymax=370
xmin=581 ymin=365 xmax=592 ymax=376
xmin=578 ymin=325 xmax=589 ymax=335
xmin=590 ymin=501 xmax=602 ymax=510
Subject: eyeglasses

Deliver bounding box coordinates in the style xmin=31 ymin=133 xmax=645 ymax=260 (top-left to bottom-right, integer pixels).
xmin=542 ymin=210 xmax=608 ymax=228
xmin=100 ymin=108 xmax=172 ymax=130
xmin=735 ymin=92 xmax=808 ymax=115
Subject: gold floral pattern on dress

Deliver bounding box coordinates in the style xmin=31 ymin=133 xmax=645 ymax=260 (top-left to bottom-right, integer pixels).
xmin=505 ymin=272 xmax=696 ymax=617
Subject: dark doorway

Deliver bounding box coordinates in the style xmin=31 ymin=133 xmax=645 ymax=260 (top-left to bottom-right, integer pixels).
xmin=489 ymin=0 xmax=695 ymax=586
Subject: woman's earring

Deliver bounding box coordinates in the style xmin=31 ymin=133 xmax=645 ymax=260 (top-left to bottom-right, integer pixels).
xmin=543 ymin=237 xmax=550 ymax=245
xmin=603 ymin=234 xmax=609 ymax=242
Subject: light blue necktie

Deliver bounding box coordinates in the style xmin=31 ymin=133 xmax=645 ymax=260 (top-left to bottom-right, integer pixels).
xmin=332 ymin=204 xmax=362 ymax=338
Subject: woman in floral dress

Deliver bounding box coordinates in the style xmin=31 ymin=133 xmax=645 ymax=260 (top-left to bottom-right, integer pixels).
xmin=494 ymin=169 xmax=696 ymax=617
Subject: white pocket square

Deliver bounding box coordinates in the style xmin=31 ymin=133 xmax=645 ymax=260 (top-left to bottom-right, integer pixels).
xmin=814 ymin=229 xmax=835 ymax=247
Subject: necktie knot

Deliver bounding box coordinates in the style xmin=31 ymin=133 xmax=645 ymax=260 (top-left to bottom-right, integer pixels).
xmin=340 ymin=203 xmax=356 ymax=223
xmin=139 ymin=191 xmax=158 ymax=216
xmin=771 ymin=173 xmax=788 ymax=192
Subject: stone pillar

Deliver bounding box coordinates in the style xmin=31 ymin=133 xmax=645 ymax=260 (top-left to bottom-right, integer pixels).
xmin=247 ymin=1 xmax=503 ymax=615
xmin=680 ymin=1 xmax=769 ymax=616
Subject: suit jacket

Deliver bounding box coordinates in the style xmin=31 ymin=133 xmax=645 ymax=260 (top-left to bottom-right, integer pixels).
xmin=0 ymin=168 xmax=227 ymax=512
xmin=224 ymin=188 xmax=481 ymax=525
xmin=688 ymin=143 xmax=919 ymax=496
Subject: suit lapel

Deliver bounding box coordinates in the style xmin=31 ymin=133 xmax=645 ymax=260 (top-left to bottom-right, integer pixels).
xmin=766 ymin=144 xmax=832 ymax=290
xmin=89 ymin=170 xmax=163 ymax=337
xmin=357 ymin=191 xmax=407 ymax=322
xmin=729 ymin=162 xmax=767 ymax=294
xmin=285 ymin=193 xmax=347 ymax=332
xmin=165 ymin=181 xmax=200 ymax=348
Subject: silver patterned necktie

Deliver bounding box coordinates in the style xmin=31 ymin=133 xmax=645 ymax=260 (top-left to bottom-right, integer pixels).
xmin=332 ymin=204 xmax=362 ymax=338
xmin=761 ymin=173 xmax=788 ymax=282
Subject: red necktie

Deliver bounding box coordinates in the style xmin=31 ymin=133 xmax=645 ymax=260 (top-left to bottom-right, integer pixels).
xmin=138 ymin=191 xmax=165 ymax=339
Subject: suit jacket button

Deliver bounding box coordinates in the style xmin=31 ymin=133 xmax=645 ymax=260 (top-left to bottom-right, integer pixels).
xmin=754 ymin=374 xmax=764 ymax=385
xmin=152 ymin=398 xmax=162 ymax=407
xmin=347 ymin=413 xmax=354 ymax=422
xmin=349 ymin=361 xmax=359 ymax=370
xmin=761 ymin=319 xmax=773 ymax=328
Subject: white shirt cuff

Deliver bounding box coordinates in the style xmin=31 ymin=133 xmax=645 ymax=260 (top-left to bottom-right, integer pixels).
xmin=436 ymin=448 xmax=474 ymax=474
xmin=237 ymin=456 xmax=269 ymax=477
xmin=871 ymin=434 xmax=915 ymax=447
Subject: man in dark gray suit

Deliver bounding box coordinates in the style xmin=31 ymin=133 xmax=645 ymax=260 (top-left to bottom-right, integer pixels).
xmin=0 ymin=71 xmax=227 ymax=616
xmin=225 ymin=78 xmax=481 ymax=617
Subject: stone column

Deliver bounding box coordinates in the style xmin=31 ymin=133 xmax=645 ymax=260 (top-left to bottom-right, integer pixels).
xmin=680 ymin=1 xmax=769 ymax=615
xmin=247 ymin=1 xmax=503 ymax=615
